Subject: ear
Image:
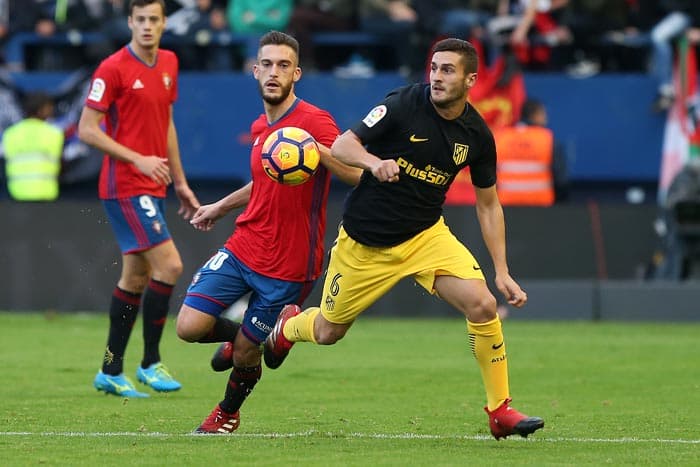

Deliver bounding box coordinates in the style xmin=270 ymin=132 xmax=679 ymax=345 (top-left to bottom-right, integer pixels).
xmin=465 ymin=72 xmax=477 ymax=89
xmin=293 ymin=66 xmax=302 ymax=83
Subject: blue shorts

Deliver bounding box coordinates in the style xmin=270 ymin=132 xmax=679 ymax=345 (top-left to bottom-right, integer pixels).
xmin=184 ymin=248 xmax=315 ymax=345
xmin=102 ymin=196 xmax=171 ymax=255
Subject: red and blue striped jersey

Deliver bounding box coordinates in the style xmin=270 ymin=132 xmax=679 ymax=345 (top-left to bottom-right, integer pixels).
xmin=226 ymin=99 xmax=340 ymax=282
xmin=85 ymin=45 xmax=178 ymax=199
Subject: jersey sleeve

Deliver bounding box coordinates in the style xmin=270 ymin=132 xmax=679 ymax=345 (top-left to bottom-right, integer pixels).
xmin=85 ymin=60 xmax=120 ymax=113
xmin=351 ymin=90 xmax=401 ymax=144
xmin=469 ymin=126 xmax=497 ymax=188
xmin=171 ymin=54 xmax=179 ymax=103
xmin=307 ymin=109 xmax=340 ymax=148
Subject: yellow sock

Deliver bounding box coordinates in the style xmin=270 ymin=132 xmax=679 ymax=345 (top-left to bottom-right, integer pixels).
xmin=283 ymin=307 xmax=319 ymax=344
xmin=467 ymin=317 xmax=510 ymax=411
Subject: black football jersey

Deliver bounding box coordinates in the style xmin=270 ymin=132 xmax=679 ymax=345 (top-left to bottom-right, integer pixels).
xmin=343 ymin=83 xmax=497 ymax=247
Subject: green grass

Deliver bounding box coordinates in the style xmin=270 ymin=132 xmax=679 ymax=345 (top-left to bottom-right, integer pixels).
xmin=1 ymin=312 xmax=698 ymax=466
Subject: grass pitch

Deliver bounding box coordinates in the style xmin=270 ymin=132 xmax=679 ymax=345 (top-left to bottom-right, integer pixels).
xmin=1 ymin=312 xmax=698 ymax=466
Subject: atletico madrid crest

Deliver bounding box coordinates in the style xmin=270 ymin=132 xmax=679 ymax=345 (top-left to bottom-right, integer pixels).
xmin=453 ymin=143 xmax=469 ymax=165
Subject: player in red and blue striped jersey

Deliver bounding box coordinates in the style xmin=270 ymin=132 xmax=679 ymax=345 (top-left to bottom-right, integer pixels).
xmin=78 ymin=0 xmax=199 ymax=398
xmin=175 ymin=30 xmax=361 ymax=434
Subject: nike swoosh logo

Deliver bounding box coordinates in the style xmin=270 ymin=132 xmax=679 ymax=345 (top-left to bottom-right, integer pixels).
xmin=140 ymin=374 xmax=158 ymax=384
xmin=409 ymin=134 xmax=429 ymax=143
xmin=107 ymin=380 xmax=132 ymax=392
xmin=492 ymin=342 xmax=504 ymax=350
xmin=472 ymin=265 xmax=481 ymax=270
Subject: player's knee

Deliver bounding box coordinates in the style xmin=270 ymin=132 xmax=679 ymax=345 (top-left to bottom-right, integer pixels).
xmin=153 ymin=260 xmax=183 ymax=284
xmin=467 ymin=294 xmax=498 ymax=323
xmin=162 ymin=259 xmax=184 ymax=282
xmin=175 ymin=308 xmax=206 ymax=342
xmin=175 ymin=318 xmax=197 ymax=342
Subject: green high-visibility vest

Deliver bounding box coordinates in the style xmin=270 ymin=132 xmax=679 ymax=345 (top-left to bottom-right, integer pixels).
xmin=2 ymin=118 xmax=64 ymax=201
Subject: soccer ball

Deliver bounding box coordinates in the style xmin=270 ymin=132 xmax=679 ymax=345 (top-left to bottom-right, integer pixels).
xmin=261 ymin=127 xmax=321 ymax=186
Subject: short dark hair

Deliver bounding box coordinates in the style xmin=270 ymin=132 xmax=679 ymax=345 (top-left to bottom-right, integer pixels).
xmin=22 ymin=91 xmax=54 ymax=118
xmin=129 ymin=0 xmax=166 ymax=15
xmin=259 ymin=31 xmax=300 ymax=59
xmin=521 ymin=98 xmax=545 ymax=124
xmin=432 ymin=38 xmax=478 ymax=73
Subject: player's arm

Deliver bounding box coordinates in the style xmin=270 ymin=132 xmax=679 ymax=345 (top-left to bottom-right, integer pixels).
xmin=331 ymin=130 xmax=399 ymax=183
xmin=190 ymin=181 xmax=252 ymax=231
xmin=165 ymin=106 xmax=200 ymax=219
xmin=317 ymin=142 xmax=362 ymax=186
xmin=78 ymin=105 xmax=171 ymax=185
xmin=510 ymin=0 xmax=537 ymax=45
xmin=474 ymin=185 xmax=527 ymax=308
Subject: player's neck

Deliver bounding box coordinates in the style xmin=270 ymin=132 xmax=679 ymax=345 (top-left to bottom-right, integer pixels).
xmin=129 ymin=41 xmax=159 ymax=66
xmin=264 ymin=93 xmax=298 ymax=124
xmin=431 ymin=98 xmax=466 ymax=120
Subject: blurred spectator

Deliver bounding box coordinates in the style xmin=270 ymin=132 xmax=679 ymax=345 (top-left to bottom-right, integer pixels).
xmin=651 ymin=157 xmax=700 ymax=279
xmin=648 ymin=0 xmax=700 ymax=112
xmin=100 ymin=1 xmax=130 ymax=47
xmin=3 ymin=0 xmax=122 ymax=70
xmin=356 ymin=0 xmax=421 ymax=78
xmin=227 ymin=0 xmax=292 ymax=33
xmin=594 ymin=0 xmax=659 ymax=73
xmin=415 ymin=0 xmax=506 ymax=64
xmin=166 ymin=0 xmax=231 ymax=70
xmin=2 ymin=0 xmax=56 ymax=70
xmin=0 ymin=0 xmax=9 ymax=64
xmin=57 ymin=0 xmax=129 ymax=67
xmin=560 ymin=0 xmax=631 ymax=76
xmin=490 ymin=0 xmax=573 ymax=70
xmin=493 ymin=98 xmax=568 ymax=205
xmin=286 ymin=0 xmax=357 ymax=71
xmin=0 ymin=72 xmax=22 ymax=136
xmin=227 ymin=0 xmax=293 ymax=71
xmin=1 ymin=91 xmax=64 ymax=201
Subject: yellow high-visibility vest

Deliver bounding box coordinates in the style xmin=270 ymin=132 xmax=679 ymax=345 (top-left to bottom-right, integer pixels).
xmin=2 ymin=118 xmax=64 ymax=201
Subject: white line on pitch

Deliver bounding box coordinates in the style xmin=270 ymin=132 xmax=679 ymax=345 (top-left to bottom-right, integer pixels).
xmin=0 ymin=431 xmax=698 ymax=444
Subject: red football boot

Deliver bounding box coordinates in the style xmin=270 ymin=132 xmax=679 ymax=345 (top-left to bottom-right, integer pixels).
xmin=263 ymin=304 xmax=301 ymax=369
xmin=210 ymin=341 xmax=234 ymax=372
xmin=194 ymin=404 xmax=240 ymax=434
xmin=485 ymin=398 xmax=544 ymax=440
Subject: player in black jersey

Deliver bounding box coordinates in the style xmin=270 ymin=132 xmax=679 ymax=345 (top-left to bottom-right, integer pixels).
xmin=264 ymin=38 xmax=544 ymax=440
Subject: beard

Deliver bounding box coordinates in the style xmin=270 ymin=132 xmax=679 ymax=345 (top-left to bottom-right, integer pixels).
xmin=259 ymin=80 xmax=293 ymax=105
xmin=431 ymin=88 xmax=465 ymax=109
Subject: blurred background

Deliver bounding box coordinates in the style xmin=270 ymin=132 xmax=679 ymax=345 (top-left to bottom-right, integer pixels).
xmin=1 ymin=0 xmax=699 ymax=317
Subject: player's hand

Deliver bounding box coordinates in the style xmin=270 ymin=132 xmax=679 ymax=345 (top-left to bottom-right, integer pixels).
xmin=190 ymin=202 xmax=225 ymax=231
xmin=510 ymin=26 xmax=528 ymax=46
xmin=175 ymin=184 xmax=200 ymax=220
xmin=135 ymin=155 xmax=171 ymax=185
xmin=370 ymin=159 xmax=400 ymax=183
xmin=495 ymin=274 xmax=527 ymax=308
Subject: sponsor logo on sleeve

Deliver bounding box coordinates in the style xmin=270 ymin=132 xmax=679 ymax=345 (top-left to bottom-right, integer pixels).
xmin=88 ymin=78 xmax=106 ymax=102
xmin=362 ymin=105 xmax=387 ymax=128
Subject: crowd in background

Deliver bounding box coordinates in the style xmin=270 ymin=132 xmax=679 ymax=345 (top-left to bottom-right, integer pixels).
xmin=0 ymin=1 xmax=699 ymax=86
xmin=1 ymin=1 xmax=699 ymax=278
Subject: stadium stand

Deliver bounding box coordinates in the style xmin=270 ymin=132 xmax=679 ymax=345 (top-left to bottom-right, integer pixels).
xmin=3 ymin=30 xmax=394 ymax=71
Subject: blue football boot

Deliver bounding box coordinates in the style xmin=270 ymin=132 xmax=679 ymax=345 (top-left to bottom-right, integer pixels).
xmin=93 ymin=371 xmax=150 ymax=398
xmin=136 ymin=362 xmax=182 ymax=392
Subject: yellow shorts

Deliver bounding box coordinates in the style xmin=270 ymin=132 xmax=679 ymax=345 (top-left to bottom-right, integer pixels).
xmin=320 ymin=217 xmax=484 ymax=324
